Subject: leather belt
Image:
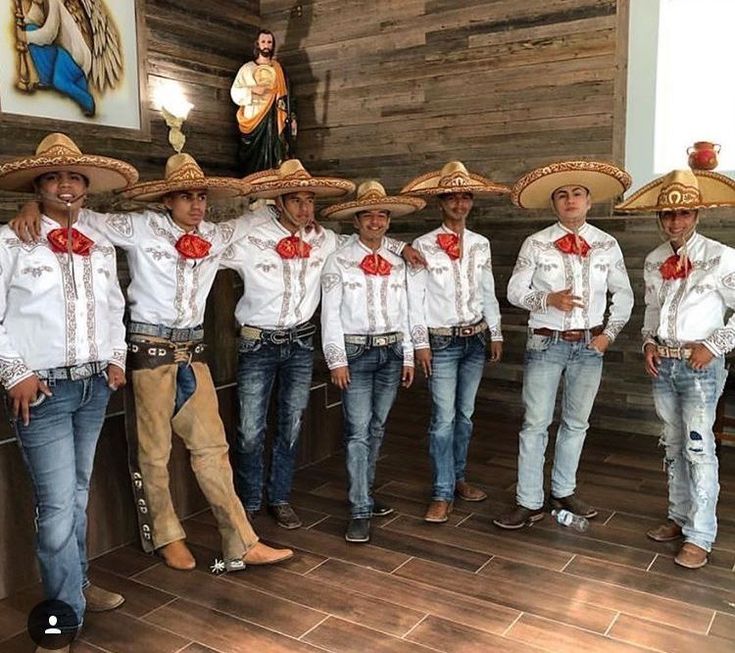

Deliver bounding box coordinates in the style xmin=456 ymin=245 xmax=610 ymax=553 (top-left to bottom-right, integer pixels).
xmin=36 ymin=361 xmax=107 ymax=382
xmin=239 ymin=322 xmax=316 ymax=345
xmin=128 ymin=321 xmax=204 ymax=343
xmin=344 ymin=332 xmax=402 ymax=347
xmin=428 ymin=321 xmax=488 ymax=337
xmin=656 ymin=345 xmax=693 ymax=360
xmin=533 ymin=325 xmax=604 ymax=342
xmin=127 ymin=338 xmax=207 ymax=369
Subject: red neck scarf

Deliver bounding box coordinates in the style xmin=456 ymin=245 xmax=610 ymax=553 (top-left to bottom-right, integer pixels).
xmin=276 ymin=235 xmax=311 ymax=259
xmin=554 ymin=233 xmax=591 ymax=258
xmin=659 ymin=254 xmax=693 ymax=280
xmin=360 ymin=253 xmax=392 ymax=276
xmin=175 ymin=233 xmax=211 ymax=259
xmin=47 ymin=228 xmax=94 ymax=256
xmin=436 ymin=232 xmax=461 ymax=260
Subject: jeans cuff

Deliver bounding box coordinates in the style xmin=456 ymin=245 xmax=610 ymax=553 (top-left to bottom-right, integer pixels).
xmin=683 ymin=537 xmax=712 ymax=553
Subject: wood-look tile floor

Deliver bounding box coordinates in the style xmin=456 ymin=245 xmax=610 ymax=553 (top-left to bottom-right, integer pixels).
xmin=2 ymin=391 xmax=734 ymax=652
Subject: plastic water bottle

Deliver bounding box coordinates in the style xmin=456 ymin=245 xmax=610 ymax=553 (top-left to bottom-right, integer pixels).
xmin=552 ymin=509 xmax=589 ymax=532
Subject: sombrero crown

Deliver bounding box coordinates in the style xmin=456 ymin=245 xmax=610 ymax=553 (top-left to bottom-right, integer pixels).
xmin=511 ymin=160 xmax=631 ymax=209
xmin=401 ymin=161 xmax=510 ymax=197
xmin=122 ymin=153 xmax=250 ymax=201
xmin=247 ymin=159 xmax=355 ymax=199
xmin=0 ymin=132 xmax=138 ymax=193
xmin=321 ymin=180 xmax=425 ymax=220
xmin=615 ymin=168 xmax=735 ymax=213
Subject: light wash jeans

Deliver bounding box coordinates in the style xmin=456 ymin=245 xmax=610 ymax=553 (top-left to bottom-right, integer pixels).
xmin=427 ymin=333 xmax=487 ymax=501
xmin=342 ymin=342 xmax=403 ymax=518
xmin=652 ymin=356 xmax=726 ymax=552
xmin=235 ymin=336 xmax=314 ymax=511
xmin=517 ymin=333 xmax=603 ymax=510
xmin=14 ymin=373 xmax=111 ymax=629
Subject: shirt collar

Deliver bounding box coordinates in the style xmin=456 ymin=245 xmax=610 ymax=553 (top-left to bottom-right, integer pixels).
xmin=673 ymin=231 xmax=700 ymax=255
xmin=556 ymin=221 xmax=589 ymax=236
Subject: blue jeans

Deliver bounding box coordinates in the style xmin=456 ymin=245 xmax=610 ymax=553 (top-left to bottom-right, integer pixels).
xmin=235 ymin=336 xmax=314 ymax=510
xmin=517 ymin=334 xmax=603 ymax=510
xmin=14 ymin=373 xmax=111 ymax=628
xmin=427 ymin=333 xmax=486 ymax=501
xmin=652 ymin=356 xmax=726 ymax=551
xmin=342 ymin=343 xmax=403 ymax=518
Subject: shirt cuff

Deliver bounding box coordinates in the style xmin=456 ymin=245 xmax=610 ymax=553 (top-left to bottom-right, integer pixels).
xmin=1 ymin=362 xmax=34 ymax=391
xmin=522 ymin=291 xmax=547 ymax=314
xmin=703 ymin=327 xmax=735 ymax=356
xmin=488 ymin=325 xmax=503 ymax=342
xmin=410 ymin=325 xmax=429 ymax=349
xmin=324 ymin=343 xmax=348 ymax=370
xmin=110 ymin=350 xmax=127 ymax=373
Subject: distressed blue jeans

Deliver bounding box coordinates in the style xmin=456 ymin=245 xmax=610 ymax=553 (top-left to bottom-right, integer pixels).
xmin=427 ymin=333 xmax=487 ymax=501
xmin=14 ymin=373 xmax=111 ymax=628
xmin=235 ymin=336 xmax=314 ymax=511
xmin=516 ymin=333 xmax=603 ymax=510
xmin=652 ymin=356 xmax=726 ymax=551
xmin=342 ymin=343 xmax=403 ymax=518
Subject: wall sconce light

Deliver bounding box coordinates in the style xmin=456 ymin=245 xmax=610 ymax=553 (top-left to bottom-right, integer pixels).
xmin=153 ymin=80 xmax=193 ymax=153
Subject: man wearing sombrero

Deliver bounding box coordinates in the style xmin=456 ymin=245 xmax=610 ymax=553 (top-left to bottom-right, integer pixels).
xmin=0 ymin=133 xmax=137 ymax=648
xmin=11 ymin=152 xmax=294 ymax=572
xmin=495 ymin=161 xmax=634 ymax=530
xmin=320 ymin=181 xmax=424 ymax=542
xmin=401 ymin=161 xmax=508 ymax=524
xmin=220 ymin=159 xmax=422 ymax=529
xmin=617 ymin=169 xmax=735 ymax=568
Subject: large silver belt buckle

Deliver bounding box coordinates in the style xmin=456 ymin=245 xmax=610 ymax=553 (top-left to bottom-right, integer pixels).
xmin=373 ymin=336 xmax=388 ymax=347
xmin=270 ymin=330 xmax=290 ymax=344
xmin=69 ymin=364 xmax=91 ymax=381
xmin=459 ymin=326 xmax=473 ymax=336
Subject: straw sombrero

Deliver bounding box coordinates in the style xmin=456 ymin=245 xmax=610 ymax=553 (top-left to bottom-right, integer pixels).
xmin=321 ymin=180 xmax=425 ymax=220
xmin=511 ymin=160 xmax=631 ymax=209
xmin=248 ymin=159 xmax=355 ymax=199
xmin=0 ymin=133 xmax=138 ymax=193
xmin=122 ymin=153 xmax=250 ymax=201
xmin=400 ymin=161 xmax=510 ymax=197
xmin=615 ymin=169 xmax=735 ymax=213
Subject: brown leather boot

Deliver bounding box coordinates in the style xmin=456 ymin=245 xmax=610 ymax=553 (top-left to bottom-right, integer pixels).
xmin=158 ymin=539 xmax=196 ymax=570
xmin=424 ymin=500 xmax=453 ymax=523
xmin=83 ymin=584 xmax=125 ymax=612
xmin=241 ymin=542 xmax=294 ymax=566
xmin=674 ymin=542 xmax=708 ymax=569
xmin=455 ymin=481 xmax=488 ymax=502
xmin=646 ymin=520 xmax=683 ymax=542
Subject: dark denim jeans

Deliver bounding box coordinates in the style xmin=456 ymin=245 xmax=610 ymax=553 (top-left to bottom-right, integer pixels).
xmin=342 ymin=343 xmax=403 ymax=518
xmin=427 ymin=333 xmax=487 ymax=501
xmin=14 ymin=373 xmax=111 ymax=628
xmin=235 ymin=336 xmax=314 ymax=511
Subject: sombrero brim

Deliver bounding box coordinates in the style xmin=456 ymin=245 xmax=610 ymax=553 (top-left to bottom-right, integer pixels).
xmin=401 ymin=170 xmax=510 ymax=197
xmin=615 ymin=170 xmax=735 ymax=213
xmin=122 ymin=177 xmax=250 ymax=202
xmin=511 ymin=161 xmax=631 ymax=209
xmin=0 ymin=155 xmax=138 ymax=194
xmin=321 ymin=195 xmax=426 ymax=220
xmin=250 ymin=177 xmax=355 ymax=199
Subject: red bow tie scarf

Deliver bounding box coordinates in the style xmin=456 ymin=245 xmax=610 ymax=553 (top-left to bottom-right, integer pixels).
xmin=47 ymin=228 xmax=95 ymax=256
xmin=659 ymin=255 xmax=693 ymax=280
xmin=359 ymin=254 xmax=392 ymax=276
xmin=554 ymin=233 xmax=591 ymax=258
xmin=275 ymin=236 xmax=312 ymax=259
xmin=436 ymin=233 xmax=461 ymax=260
xmin=175 ymin=234 xmax=212 ymax=259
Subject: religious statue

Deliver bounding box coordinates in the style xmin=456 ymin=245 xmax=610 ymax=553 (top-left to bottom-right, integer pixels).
xmin=230 ymin=29 xmax=297 ymax=175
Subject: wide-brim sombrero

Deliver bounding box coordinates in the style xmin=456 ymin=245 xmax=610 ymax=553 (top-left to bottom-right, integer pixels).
xmin=401 ymin=161 xmax=510 ymax=198
xmin=248 ymin=159 xmax=355 ymax=199
xmin=0 ymin=132 xmax=138 ymax=194
xmin=122 ymin=153 xmax=250 ymax=201
xmin=322 ymin=180 xmax=425 ymax=220
xmin=615 ymin=168 xmax=735 ymax=212
xmin=511 ymin=160 xmax=631 ymax=209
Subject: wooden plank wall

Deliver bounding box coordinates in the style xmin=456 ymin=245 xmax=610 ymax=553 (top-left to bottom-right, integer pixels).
xmin=261 ymin=0 xmax=734 ymax=437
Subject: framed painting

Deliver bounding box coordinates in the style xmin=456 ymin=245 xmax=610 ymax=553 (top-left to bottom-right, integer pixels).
xmin=0 ymin=0 xmax=149 ymax=139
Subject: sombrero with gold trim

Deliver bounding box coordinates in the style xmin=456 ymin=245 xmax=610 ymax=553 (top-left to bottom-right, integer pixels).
xmin=400 ymin=161 xmax=510 ymax=197
xmin=0 ymin=133 xmax=138 ymax=193
xmin=122 ymin=153 xmax=250 ymax=201
xmin=511 ymin=160 xmax=631 ymax=209
xmin=615 ymin=169 xmax=735 ymax=213
xmin=248 ymin=159 xmax=355 ymax=199
xmin=321 ymin=180 xmax=425 ymax=220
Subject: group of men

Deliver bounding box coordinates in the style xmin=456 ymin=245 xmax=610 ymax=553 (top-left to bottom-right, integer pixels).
xmin=0 ymin=133 xmax=733 ymax=653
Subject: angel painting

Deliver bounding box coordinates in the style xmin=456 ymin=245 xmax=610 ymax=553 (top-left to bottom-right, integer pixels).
xmin=13 ymin=0 xmax=122 ymax=117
